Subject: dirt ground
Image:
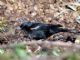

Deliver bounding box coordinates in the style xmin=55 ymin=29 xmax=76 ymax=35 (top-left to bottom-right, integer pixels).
xmin=0 ymin=0 xmax=80 ymax=45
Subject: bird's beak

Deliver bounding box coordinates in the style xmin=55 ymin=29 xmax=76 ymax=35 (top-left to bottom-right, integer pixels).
xmin=15 ymin=26 xmax=21 ymax=30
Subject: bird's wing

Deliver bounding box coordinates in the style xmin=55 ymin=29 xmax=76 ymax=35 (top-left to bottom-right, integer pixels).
xmin=29 ymin=30 xmax=46 ymax=39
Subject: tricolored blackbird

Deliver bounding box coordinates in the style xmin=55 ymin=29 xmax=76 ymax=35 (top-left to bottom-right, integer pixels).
xmin=20 ymin=22 xmax=75 ymax=40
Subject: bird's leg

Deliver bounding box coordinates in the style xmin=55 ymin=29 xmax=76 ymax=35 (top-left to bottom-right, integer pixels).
xmin=27 ymin=34 xmax=32 ymax=41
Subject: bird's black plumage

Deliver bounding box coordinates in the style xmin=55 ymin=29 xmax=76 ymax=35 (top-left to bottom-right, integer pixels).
xmin=20 ymin=22 xmax=71 ymax=40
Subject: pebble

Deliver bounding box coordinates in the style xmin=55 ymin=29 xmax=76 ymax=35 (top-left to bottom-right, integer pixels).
xmin=76 ymin=16 xmax=80 ymax=24
xmin=31 ymin=11 xmax=37 ymax=17
xmin=75 ymin=35 xmax=80 ymax=44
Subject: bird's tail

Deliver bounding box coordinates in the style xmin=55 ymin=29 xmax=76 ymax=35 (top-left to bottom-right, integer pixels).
xmin=59 ymin=28 xmax=80 ymax=34
xmin=59 ymin=28 xmax=70 ymax=32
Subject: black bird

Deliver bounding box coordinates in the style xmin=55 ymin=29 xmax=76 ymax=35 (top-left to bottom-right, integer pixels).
xmin=20 ymin=22 xmax=79 ymax=40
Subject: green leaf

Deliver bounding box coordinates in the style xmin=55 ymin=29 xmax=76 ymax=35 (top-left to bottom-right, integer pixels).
xmin=14 ymin=43 xmax=31 ymax=60
xmin=52 ymin=47 xmax=61 ymax=56
xmin=0 ymin=49 xmax=4 ymax=54
xmin=68 ymin=53 xmax=77 ymax=60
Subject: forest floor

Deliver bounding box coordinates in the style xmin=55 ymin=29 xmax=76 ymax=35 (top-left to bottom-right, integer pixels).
xmin=0 ymin=0 xmax=80 ymax=60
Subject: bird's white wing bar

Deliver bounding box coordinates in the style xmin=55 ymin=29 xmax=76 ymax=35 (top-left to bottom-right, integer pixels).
xmin=31 ymin=26 xmax=40 ymax=30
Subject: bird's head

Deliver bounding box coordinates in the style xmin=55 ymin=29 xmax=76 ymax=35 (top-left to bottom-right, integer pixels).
xmin=20 ymin=22 xmax=33 ymax=31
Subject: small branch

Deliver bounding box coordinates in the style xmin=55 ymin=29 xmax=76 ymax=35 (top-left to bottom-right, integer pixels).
xmin=0 ymin=41 xmax=80 ymax=50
